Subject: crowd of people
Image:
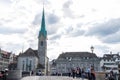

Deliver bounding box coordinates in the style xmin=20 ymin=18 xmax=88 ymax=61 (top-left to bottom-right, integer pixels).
xmin=105 ymin=70 xmax=117 ymax=80
xmin=0 ymin=70 xmax=8 ymax=80
xmin=67 ymin=67 xmax=96 ymax=80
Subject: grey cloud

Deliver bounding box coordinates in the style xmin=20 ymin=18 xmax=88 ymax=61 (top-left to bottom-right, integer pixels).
xmin=47 ymin=13 xmax=59 ymax=24
xmin=47 ymin=29 xmax=57 ymax=35
xmin=32 ymin=13 xmax=41 ymax=25
xmin=49 ymin=34 xmax=61 ymax=40
xmin=91 ymin=8 xmax=97 ymax=12
xmin=79 ymin=15 xmax=85 ymax=18
xmin=68 ymin=30 xmax=85 ymax=37
xmin=65 ymin=26 xmax=73 ymax=34
xmin=0 ymin=18 xmax=12 ymax=23
xmin=95 ymin=45 xmax=110 ymax=51
xmin=95 ymin=45 xmax=110 ymax=55
xmin=63 ymin=0 xmax=73 ymax=8
xmin=0 ymin=27 xmax=27 ymax=35
xmin=85 ymin=18 xmax=120 ymax=43
xmin=62 ymin=0 xmax=74 ymax=18
xmin=3 ymin=43 xmax=22 ymax=53
xmin=65 ymin=26 xmax=85 ymax=37
xmin=32 ymin=12 xmax=59 ymax=25
xmin=102 ymin=31 xmax=120 ymax=44
xmin=0 ymin=0 xmax=12 ymax=4
xmin=86 ymin=18 xmax=120 ymax=36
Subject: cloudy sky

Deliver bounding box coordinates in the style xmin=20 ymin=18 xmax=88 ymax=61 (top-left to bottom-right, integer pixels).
xmin=0 ymin=0 xmax=120 ymax=60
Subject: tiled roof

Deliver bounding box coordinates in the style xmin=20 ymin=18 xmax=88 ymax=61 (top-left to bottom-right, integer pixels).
xmin=102 ymin=54 xmax=120 ymax=60
xmin=18 ymin=48 xmax=39 ymax=58
xmin=58 ymin=52 xmax=98 ymax=59
xmin=0 ymin=49 xmax=11 ymax=58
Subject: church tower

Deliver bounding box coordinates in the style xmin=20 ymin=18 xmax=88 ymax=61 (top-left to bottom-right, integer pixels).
xmin=38 ymin=8 xmax=47 ymax=74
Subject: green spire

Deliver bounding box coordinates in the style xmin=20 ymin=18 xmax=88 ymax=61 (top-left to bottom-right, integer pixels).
xmin=38 ymin=8 xmax=47 ymax=38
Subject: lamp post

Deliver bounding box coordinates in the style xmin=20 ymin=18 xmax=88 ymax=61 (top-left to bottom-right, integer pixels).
xmin=90 ymin=46 xmax=94 ymax=70
xmin=68 ymin=57 xmax=71 ymax=77
xmin=90 ymin=46 xmax=94 ymax=53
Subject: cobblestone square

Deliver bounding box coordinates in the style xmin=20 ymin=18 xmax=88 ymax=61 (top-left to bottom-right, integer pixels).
xmin=21 ymin=76 xmax=88 ymax=80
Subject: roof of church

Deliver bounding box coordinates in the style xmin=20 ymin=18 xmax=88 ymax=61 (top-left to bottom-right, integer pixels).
xmin=38 ymin=8 xmax=47 ymax=38
xmin=58 ymin=52 xmax=98 ymax=59
xmin=18 ymin=48 xmax=39 ymax=58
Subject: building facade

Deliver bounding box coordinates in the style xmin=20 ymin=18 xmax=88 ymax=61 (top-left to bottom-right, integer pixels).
xmin=100 ymin=53 xmax=120 ymax=73
xmin=17 ymin=48 xmax=39 ymax=72
xmin=51 ymin=52 xmax=100 ymax=75
xmin=0 ymin=48 xmax=17 ymax=71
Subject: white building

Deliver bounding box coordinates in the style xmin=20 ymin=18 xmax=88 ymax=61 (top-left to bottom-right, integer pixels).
xmin=100 ymin=53 xmax=120 ymax=73
xmin=17 ymin=48 xmax=39 ymax=72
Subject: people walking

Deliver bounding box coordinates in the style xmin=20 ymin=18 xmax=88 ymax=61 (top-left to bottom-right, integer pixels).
xmin=81 ymin=68 xmax=85 ymax=80
xmin=72 ymin=69 xmax=76 ymax=78
xmin=91 ymin=69 xmax=96 ymax=80
xmin=109 ymin=70 xmax=115 ymax=80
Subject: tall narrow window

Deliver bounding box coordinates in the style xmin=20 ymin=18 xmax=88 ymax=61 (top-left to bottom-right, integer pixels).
xmin=29 ymin=60 xmax=32 ymax=71
xmin=26 ymin=58 xmax=28 ymax=71
xmin=41 ymin=41 xmax=43 ymax=46
xmin=22 ymin=61 xmax=24 ymax=71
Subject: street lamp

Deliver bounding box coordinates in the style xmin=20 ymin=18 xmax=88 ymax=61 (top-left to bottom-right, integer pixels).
xmin=69 ymin=57 xmax=72 ymax=68
xmin=90 ymin=46 xmax=94 ymax=70
xmin=90 ymin=46 xmax=94 ymax=53
xmin=68 ymin=57 xmax=72 ymax=77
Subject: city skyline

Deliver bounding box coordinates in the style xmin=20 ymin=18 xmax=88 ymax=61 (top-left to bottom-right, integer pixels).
xmin=0 ymin=0 xmax=120 ymax=60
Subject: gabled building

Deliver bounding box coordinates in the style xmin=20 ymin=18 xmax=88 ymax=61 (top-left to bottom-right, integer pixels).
xmin=100 ymin=53 xmax=120 ymax=73
xmin=17 ymin=48 xmax=39 ymax=72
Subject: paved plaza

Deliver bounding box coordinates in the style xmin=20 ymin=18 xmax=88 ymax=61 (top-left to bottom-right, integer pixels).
xmin=21 ymin=76 xmax=88 ymax=80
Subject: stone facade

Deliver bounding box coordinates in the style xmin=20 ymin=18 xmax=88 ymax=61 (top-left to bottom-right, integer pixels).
xmin=51 ymin=52 xmax=100 ymax=75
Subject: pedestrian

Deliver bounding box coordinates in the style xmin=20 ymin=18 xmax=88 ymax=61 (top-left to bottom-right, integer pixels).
xmin=87 ymin=68 xmax=92 ymax=80
xmin=91 ymin=69 xmax=96 ymax=80
xmin=105 ymin=73 xmax=109 ymax=80
xmin=31 ymin=71 xmax=34 ymax=75
xmin=109 ymin=71 xmax=115 ymax=80
xmin=109 ymin=74 xmax=115 ymax=80
xmin=81 ymin=68 xmax=85 ymax=80
xmin=72 ymin=69 xmax=76 ymax=78
xmin=76 ymin=67 xmax=80 ymax=78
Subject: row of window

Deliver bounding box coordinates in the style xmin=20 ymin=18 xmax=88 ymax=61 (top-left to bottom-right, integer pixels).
xmin=104 ymin=63 xmax=117 ymax=65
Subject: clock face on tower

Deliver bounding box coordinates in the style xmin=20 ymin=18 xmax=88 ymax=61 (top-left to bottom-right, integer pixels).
xmin=41 ymin=41 xmax=43 ymax=46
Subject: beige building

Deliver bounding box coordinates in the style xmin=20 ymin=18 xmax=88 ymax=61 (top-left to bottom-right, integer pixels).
xmin=0 ymin=49 xmax=13 ymax=70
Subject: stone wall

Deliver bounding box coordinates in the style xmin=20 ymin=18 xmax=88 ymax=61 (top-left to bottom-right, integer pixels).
xmin=95 ymin=72 xmax=105 ymax=80
xmin=7 ymin=70 xmax=22 ymax=80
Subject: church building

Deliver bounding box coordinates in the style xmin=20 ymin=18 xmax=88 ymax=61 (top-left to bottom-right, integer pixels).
xmin=17 ymin=8 xmax=49 ymax=75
